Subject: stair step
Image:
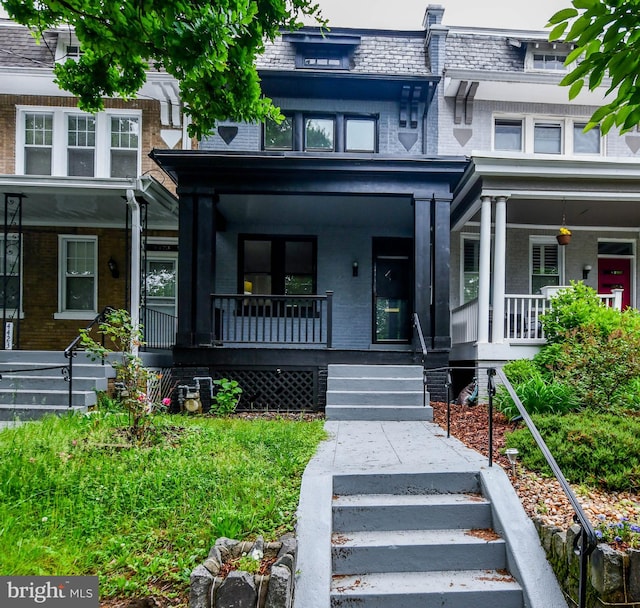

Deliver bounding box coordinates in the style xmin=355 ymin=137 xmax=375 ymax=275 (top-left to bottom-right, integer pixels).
xmin=0 ymin=405 xmax=88 ymax=421
xmin=328 ymin=364 xmax=423 ymax=379
xmin=327 ymin=377 xmax=424 ymax=391
xmin=333 ymin=471 xmax=480 ymax=496
xmin=330 ymin=570 xmax=523 ymax=608
xmin=332 ymin=493 xmax=492 ymax=532
xmin=326 ymin=390 xmax=423 ymax=406
xmin=0 ymin=362 xmax=114 ymax=378
xmin=0 ymin=389 xmax=96 ymax=407
xmin=332 ymin=528 xmax=506 ymax=574
xmin=325 ymin=405 xmax=432 ymax=421
xmin=0 ymin=375 xmax=108 ymax=391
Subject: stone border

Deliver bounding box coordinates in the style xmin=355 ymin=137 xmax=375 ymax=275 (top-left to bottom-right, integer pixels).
xmin=190 ymin=534 xmax=296 ymax=608
xmin=535 ymin=519 xmax=640 ymax=606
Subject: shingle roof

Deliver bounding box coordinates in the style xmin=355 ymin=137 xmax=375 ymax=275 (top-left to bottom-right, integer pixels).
xmin=445 ymin=32 xmax=524 ymax=72
xmin=0 ymin=23 xmax=57 ymax=68
xmin=257 ymin=32 xmax=430 ymax=76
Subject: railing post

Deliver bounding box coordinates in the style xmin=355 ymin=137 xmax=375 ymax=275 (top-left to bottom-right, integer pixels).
xmin=612 ymin=288 xmax=624 ymax=311
xmin=65 ymin=351 xmax=74 ymax=408
xmin=445 ymin=368 xmax=452 ymax=438
xmin=326 ymin=291 xmax=333 ymax=348
xmin=487 ymin=367 xmax=496 ymax=467
xmin=576 ymin=524 xmax=589 ymax=608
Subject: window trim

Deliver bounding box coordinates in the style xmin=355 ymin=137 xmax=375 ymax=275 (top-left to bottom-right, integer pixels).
xmin=55 ymin=235 xmax=98 ymax=320
xmin=524 ymin=43 xmax=572 ymax=73
xmin=529 ymin=236 xmax=564 ymax=294
xmin=459 ymin=233 xmax=480 ymax=304
xmin=16 ymin=106 xmax=142 ymax=178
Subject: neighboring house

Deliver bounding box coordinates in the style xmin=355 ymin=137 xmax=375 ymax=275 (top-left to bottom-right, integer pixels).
xmin=151 ymin=6 xmax=467 ymax=407
xmin=435 ymin=21 xmax=640 ymax=369
xmin=0 ymin=20 xmax=181 ymax=351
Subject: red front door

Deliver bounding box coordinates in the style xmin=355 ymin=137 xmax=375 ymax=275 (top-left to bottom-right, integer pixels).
xmin=598 ymin=258 xmax=631 ymax=309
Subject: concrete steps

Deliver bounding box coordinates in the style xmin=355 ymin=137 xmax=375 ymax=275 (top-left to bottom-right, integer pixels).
xmin=0 ymin=350 xmax=113 ymax=420
xmin=330 ymin=471 xmax=524 ymax=608
xmin=326 ymin=364 xmax=431 ymax=421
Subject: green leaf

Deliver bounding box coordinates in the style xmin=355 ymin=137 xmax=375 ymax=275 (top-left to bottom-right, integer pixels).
xmin=547 ymin=7 xmax=579 ymax=25
xmin=549 ymin=21 xmax=568 ymax=41
xmin=569 ymin=79 xmax=585 ymax=99
xmin=573 ymin=0 xmax=597 ymax=8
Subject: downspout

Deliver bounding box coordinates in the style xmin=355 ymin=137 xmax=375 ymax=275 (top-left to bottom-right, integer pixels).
xmin=126 ymin=187 xmax=141 ymax=357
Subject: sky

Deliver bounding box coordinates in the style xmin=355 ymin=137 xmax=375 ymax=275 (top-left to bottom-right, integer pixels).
xmin=311 ymin=0 xmax=570 ymax=31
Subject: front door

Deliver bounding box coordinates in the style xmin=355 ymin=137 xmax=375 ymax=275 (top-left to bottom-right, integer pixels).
xmin=373 ymin=238 xmax=412 ymax=343
xmin=598 ymin=257 xmax=631 ymax=309
xmin=144 ymin=255 xmax=178 ymax=346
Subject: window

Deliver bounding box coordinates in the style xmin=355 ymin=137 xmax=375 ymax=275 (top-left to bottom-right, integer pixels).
xmin=0 ymin=235 xmax=22 ymax=315
xmin=573 ymin=123 xmax=601 ymax=155
xmin=18 ymin=108 xmax=141 ymax=178
xmin=532 ymin=53 xmax=567 ymax=71
xmin=110 ymin=116 xmax=139 ymax=177
xmin=494 ymin=119 xmax=523 ymax=152
xmin=264 ymin=116 xmax=294 ymax=150
xmin=59 ymin=236 xmax=97 ymax=316
xmin=240 ymin=236 xmax=316 ymax=296
xmin=68 ymin=115 xmax=96 ymax=177
xmin=534 ymin=122 xmax=562 ymax=154
xmin=345 ymin=118 xmax=376 ymax=152
xmin=24 ymin=112 xmax=53 ymax=175
xmin=305 ymin=118 xmax=335 ymax=151
xmin=531 ymin=240 xmax=562 ymax=293
xmin=461 ymin=236 xmax=480 ymax=303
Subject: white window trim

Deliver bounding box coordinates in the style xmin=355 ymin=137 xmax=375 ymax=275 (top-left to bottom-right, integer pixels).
xmin=55 ymin=235 xmax=98 ymax=319
xmin=459 ymin=233 xmax=480 ymax=304
xmin=492 ymin=114 xmax=605 ymax=157
xmin=524 ymin=43 xmax=574 ymax=73
xmin=529 ymin=235 xmax=565 ymax=294
xmin=16 ymin=106 xmax=142 ymax=178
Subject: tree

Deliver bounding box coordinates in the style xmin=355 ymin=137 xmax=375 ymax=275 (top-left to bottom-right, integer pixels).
xmin=548 ymin=0 xmax=640 ymax=134
xmin=1 ymin=0 xmax=324 ymax=138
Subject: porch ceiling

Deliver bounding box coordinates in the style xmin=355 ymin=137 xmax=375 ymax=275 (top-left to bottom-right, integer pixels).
xmin=218 ymin=193 xmax=414 ymax=230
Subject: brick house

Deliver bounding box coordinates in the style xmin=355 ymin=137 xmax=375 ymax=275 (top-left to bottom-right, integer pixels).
xmin=0 ymin=20 xmax=181 ymax=351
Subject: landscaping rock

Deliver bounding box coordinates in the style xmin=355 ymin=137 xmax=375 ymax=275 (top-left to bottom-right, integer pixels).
xmin=215 ymin=571 xmax=257 ymax=608
xmin=265 ymin=565 xmax=292 ymax=608
xmin=630 ymin=550 xmax=640 ymax=601
xmin=190 ymin=564 xmax=215 ymax=608
xmin=591 ymin=544 xmax=625 ymax=603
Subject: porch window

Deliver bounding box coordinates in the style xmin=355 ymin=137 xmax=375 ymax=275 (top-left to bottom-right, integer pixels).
xmin=59 ymin=236 xmax=97 ymax=315
xmin=0 ymin=235 xmax=22 ymax=315
xmin=304 ymin=118 xmax=335 ymax=151
xmin=240 ymin=236 xmax=316 ymax=296
xmin=494 ymin=119 xmax=523 ymax=151
xmin=573 ymin=122 xmax=600 ymax=155
xmin=68 ymin=115 xmax=96 ymax=177
xmin=531 ymin=240 xmax=561 ymax=293
xmin=462 ymin=236 xmax=480 ymax=303
xmin=110 ymin=116 xmax=139 ymax=177
xmin=24 ymin=112 xmax=53 ymax=175
xmin=534 ymin=122 xmax=562 ymax=154
xmin=264 ymin=115 xmax=294 ymax=150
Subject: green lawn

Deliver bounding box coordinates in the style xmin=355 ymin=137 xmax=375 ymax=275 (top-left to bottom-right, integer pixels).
xmin=0 ymin=412 xmax=326 ymax=599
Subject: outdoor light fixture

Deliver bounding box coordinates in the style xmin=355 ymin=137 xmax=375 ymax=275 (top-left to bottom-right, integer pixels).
xmin=583 ymin=264 xmax=592 ymax=280
xmin=505 ymin=448 xmax=519 ymax=477
xmin=107 ymin=257 xmax=120 ymax=279
xmin=352 ymin=261 xmax=359 ymax=277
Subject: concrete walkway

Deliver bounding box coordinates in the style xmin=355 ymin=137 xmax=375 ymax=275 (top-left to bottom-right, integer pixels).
xmin=294 ymin=420 xmax=568 ymax=608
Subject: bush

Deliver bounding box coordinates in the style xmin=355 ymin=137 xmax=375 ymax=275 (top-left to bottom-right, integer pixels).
xmin=495 ymin=376 xmax=579 ymax=420
xmin=501 ymin=358 xmax=542 ymax=384
xmin=505 ymin=412 xmax=640 ymax=492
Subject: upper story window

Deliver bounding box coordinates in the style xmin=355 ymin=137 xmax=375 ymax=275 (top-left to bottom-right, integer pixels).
xmin=17 ymin=107 xmax=141 ymax=179
xmin=493 ymin=115 xmax=603 ymax=157
xmin=532 ymin=53 xmax=567 ymax=71
xmin=283 ymin=32 xmax=360 ymax=71
xmin=525 ymin=42 xmax=572 ymax=72
xmin=263 ymin=112 xmax=377 ymax=153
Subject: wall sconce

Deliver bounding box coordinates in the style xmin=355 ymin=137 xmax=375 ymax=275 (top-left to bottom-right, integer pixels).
xmin=505 ymin=448 xmax=519 ymax=477
xmin=582 ymin=264 xmax=592 ymax=280
xmin=352 ymin=261 xmax=359 ymax=277
xmin=108 ymin=257 xmax=120 ymax=279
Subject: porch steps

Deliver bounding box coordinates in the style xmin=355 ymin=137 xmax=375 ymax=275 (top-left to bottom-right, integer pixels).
xmin=330 ymin=471 xmax=524 ymax=608
xmin=325 ymin=364 xmax=431 ymax=421
xmin=0 ymin=350 xmax=113 ymax=421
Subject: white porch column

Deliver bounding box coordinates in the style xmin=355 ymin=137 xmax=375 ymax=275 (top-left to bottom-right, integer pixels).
xmin=491 ymin=196 xmax=507 ymax=343
xmin=477 ymin=195 xmax=492 ymax=343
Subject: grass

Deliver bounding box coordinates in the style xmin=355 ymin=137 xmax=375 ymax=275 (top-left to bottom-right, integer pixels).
xmin=0 ymin=412 xmax=326 ymax=599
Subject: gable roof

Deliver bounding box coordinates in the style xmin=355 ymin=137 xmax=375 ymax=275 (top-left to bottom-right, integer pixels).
xmin=445 ymin=31 xmax=524 ymax=72
xmin=0 ymin=22 xmax=57 ymax=68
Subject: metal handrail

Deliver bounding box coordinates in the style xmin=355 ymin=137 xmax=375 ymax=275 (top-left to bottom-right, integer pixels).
xmin=491 ymin=367 xmax=598 ymax=608
xmin=63 ymin=307 xmax=111 ymax=408
xmin=411 ymin=312 xmax=428 ymax=407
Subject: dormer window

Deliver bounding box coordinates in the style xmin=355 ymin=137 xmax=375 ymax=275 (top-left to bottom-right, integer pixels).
xmin=283 ymin=31 xmax=360 ymax=71
xmin=525 ymin=42 xmax=573 ymax=72
xmin=532 ymin=53 xmax=567 ymax=71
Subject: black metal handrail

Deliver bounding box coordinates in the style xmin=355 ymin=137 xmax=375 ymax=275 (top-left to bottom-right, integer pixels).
xmin=63 ymin=307 xmax=110 ymax=408
xmin=140 ymin=306 xmax=176 ymax=350
xmin=491 ymin=367 xmax=598 ymax=608
xmin=412 ymin=312 xmax=428 ymax=408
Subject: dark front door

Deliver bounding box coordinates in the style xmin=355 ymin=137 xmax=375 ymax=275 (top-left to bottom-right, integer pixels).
xmin=598 ymin=257 xmax=631 ymax=309
xmin=373 ymin=238 xmax=412 ymax=343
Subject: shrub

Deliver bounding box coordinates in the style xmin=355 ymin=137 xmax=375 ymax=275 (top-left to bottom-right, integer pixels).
xmin=211 ymin=378 xmax=243 ymax=416
xmin=501 ymin=359 xmax=542 ymax=384
xmin=505 ymin=412 xmax=640 ymax=492
xmin=495 ymin=376 xmax=579 ymax=420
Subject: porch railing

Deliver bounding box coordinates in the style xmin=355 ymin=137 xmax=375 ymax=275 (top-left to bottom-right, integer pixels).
xmin=140 ymin=306 xmax=177 ymax=350
xmin=451 ymin=299 xmax=479 ymax=344
xmin=211 ymin=292 xmax=333 ymax=346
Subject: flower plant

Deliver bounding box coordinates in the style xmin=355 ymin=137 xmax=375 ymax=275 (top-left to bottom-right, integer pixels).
xmin=594 ymin=515 xmax=640 ymax=548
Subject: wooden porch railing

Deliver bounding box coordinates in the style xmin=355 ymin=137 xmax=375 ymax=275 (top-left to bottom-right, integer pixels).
xmin=211 ymin=292 xmax=333 ymax=346
xmin=451 ymin=298 xmax=479 ymax=344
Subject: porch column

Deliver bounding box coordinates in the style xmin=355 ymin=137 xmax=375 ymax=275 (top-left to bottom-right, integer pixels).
xmin=491 ymin=196 xmax=507 ymax=343
xmin=433 ymin=196 xmax=452 ymax=349
xmin=414 ymin=196 xmax=432 ymax=348
xmin=176 ymin=185 xmax=218 ymax=347
xmin=477 ymin=195 xmax=492 ymax=344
